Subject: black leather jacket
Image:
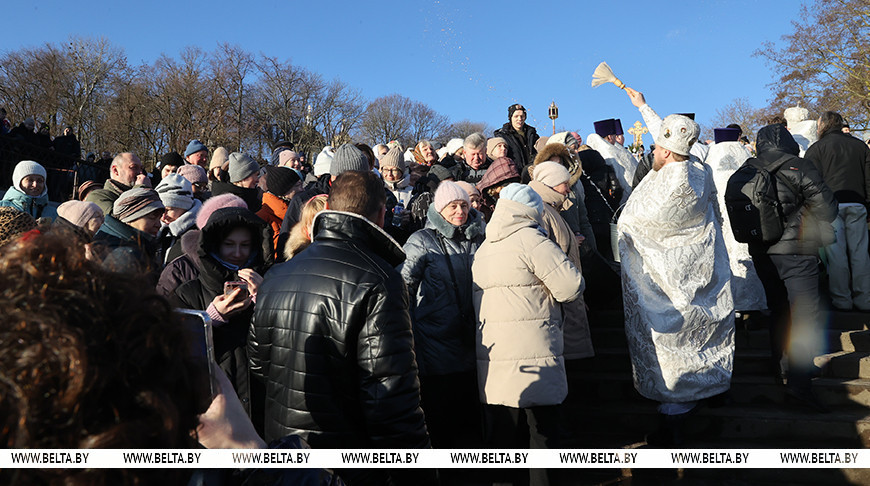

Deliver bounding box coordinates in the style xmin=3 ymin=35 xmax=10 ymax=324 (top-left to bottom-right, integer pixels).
xmin=249 ymin=210 xmax=430 ymax=449
xmin=755 ymin=124 xmax=838 ymax=255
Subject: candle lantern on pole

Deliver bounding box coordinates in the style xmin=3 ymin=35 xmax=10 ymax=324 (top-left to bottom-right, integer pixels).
xmin=548 ymin=101 xmax=559 ymax=136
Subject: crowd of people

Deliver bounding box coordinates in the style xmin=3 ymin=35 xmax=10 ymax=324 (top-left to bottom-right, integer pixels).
xmin=1 ymin=88 xmax=870 ymax=486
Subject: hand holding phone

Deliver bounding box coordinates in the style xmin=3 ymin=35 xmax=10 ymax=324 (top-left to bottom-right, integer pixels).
xmin=223 ymin=281 xmax=249 ymax=298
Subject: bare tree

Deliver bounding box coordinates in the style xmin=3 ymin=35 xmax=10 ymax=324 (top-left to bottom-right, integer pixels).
xmin=706 ymin=97 xmax=766 ymax=141
xmin=756 ymin=0 xmax=869 ymax=130
xmin=358 ymin=94 xmax=450 ymax=147
xmin=211 ymin=43 xmax=254 ymax=152
xmin=440 ymin=119 xmax=492 ymax=141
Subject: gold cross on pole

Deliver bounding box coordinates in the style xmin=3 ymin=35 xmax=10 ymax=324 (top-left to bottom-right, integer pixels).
xmin=628 ymin=120 xmax=648 ymax=147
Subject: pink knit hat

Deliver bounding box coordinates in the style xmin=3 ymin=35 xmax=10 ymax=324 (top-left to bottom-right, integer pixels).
xmin=57 ymin=200 xmax=103 ymax=228
xmin=433 ymin=180 xmax=470 ymax=212
xmin=455 ymin=181 xmax=480 ymax=198
xmin=196 ymin=194 xmax=247 ymax=229
xmin=177 ymin=164 xmax=208 ymax=185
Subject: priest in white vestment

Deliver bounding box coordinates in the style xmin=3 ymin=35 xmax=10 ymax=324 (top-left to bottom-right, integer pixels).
xmin=617 ymin=106 xmax=735 ymax=438
xmin=587 ymin=118 xmax=637 ymax=205
xmin=707 ymin=127 xmax=768 ymax=313
xmin=784 ymin=106 xmax=818 ymax=157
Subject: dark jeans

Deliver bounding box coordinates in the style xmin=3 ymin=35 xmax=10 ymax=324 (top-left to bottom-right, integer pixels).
xmin=487 ymin=404 xmax=562 ymax=486
xmin=750 ymin=250 xmax=825 ymax=390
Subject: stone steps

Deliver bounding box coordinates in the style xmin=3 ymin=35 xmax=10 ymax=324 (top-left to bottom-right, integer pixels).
xmin=567 ymin=401 xmax=870 ymax=447
xmin=816 ymin=351 xmax=870 ymax=379
xmin=568 ymin=370 xmax=870 ymax=409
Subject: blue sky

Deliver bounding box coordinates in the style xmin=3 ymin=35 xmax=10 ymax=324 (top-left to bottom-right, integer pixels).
xmin=7 ymin=0 xmax=802 ymax=145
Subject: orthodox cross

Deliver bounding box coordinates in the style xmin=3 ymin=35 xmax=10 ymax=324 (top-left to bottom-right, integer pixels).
xmin=628 ymin=120 xmax=648 ymax=147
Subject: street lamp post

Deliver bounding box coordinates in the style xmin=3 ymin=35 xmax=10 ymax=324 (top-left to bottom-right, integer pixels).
xmin=548 ymin=101 xmax=559 ymax=136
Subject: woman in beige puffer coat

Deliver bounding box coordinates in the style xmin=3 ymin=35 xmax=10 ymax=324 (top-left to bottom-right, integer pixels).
xmin=472 ymin=183 xmax=583 ymax=469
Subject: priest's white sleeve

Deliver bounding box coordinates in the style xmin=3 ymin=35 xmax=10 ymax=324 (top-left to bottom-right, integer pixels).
xmin=638 ymin=104 xmax=662 ymax=140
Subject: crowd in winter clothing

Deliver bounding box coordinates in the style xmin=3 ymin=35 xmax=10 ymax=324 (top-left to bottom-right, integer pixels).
xmin=2 ymin=96 xmax=870 ymax=486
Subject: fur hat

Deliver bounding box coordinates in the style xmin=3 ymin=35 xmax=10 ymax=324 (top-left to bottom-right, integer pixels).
xmin=155 ymin=173 xmax=195 ymax=211
xmin=499 ymin=183 xmax=543 ymax=215
xmin=184 ymin=139 xmax=208 ymax=158
xmin=113 ymin=188 xmax=164 ymax=223
xmin=12 ymin=160 xmax=47 ymax=194
xmin=379 ymin=147 xmax=405 ymax=172
xmin=532 ymin=161 xmax=570 ymax=188
xmin=228 ymin=152 xmax=260 ymax=183
xmin=330 ymin=144 xmax=369 ymax=176
xmin=57 ymin=200 xmax=103 ymax=228
xmin=176 ymin=164 xmax=208 ymax=185
xmin=196 ymin=193 xmax=247 ymax=230
xmin=656 ymin=115 xmax=700 ymax=156
xmin=313 ymin=146 xmax=335 ymax=177
xmin=433 ymin=180 xmax=470 ymax=212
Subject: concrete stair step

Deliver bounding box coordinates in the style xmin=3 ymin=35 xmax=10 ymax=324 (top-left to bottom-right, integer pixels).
xmin=830 ymin=310 xmax=870 ymax=331
xmin=816 ymin=351 xmax=870 ymax=379
xmin=568 ymin=370 xmax=870 ymax=409
xmin=837 ymin=330 xmax=870 ymax=352
xmin=576 ymin=347 xmax=775 ymax=375
xmin=572 ymin=401 xmax=870 ymax=447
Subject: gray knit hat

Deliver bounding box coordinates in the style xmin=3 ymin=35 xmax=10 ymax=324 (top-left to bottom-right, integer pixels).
xmin=113 ymin=188 xmax=164 ymax=223
xmin=228 ymin=152 xmax=260 ymax=183
xmin=155 ymin=173 xmax=195 ymax=211
xmin=379 ymin=147 xmax=406 ymax=172
xmin=330 ymin=143 xmax=369 ymax=176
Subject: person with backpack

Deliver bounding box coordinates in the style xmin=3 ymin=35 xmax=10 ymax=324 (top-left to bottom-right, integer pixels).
xmin=738 ymin=123 xmax=837 ymax=411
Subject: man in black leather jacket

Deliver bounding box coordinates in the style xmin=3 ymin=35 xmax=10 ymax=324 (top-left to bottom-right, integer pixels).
xmin=250 ymin=170 xmax=433 ymax=486
xmin=747 ymin=124 xmax=837 ymax=412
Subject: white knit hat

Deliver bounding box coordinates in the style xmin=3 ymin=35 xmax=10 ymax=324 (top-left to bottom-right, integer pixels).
xmin=313 ymin=146 xmax=335 ymax=177
xmin=12 ymin=160 xmax=47 ymax=195
xmin=656 ymin=115 xmax=699 ymax=157
xmin=445 ymin=138 xmax=464 ymax=156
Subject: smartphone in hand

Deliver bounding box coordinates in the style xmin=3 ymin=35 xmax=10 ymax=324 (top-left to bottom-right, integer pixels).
xmin=175 ymin=308 xmax=218 ymax=412
xmin=223 ymin=281 xmax=249 ymax=299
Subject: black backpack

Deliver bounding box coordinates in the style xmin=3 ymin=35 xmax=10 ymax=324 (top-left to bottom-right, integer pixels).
xmin=724 ymin=155 xmax=797 ymax=245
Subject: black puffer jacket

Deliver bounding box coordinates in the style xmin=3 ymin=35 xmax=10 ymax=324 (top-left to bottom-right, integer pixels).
xmin=400 ymin=204 xmax=485 ymax=376
xmin=173 ymin=207 xmax=268 ymax=415
xmin=494 ymin=122 xmax=539 ymax=173
xmin=804 ymin=128 xmax=870 ymax=205
xmin=249 ymin=210 xmax=430 ymax=449
xmin=755 ymin=124 xmax=838 ymax=255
